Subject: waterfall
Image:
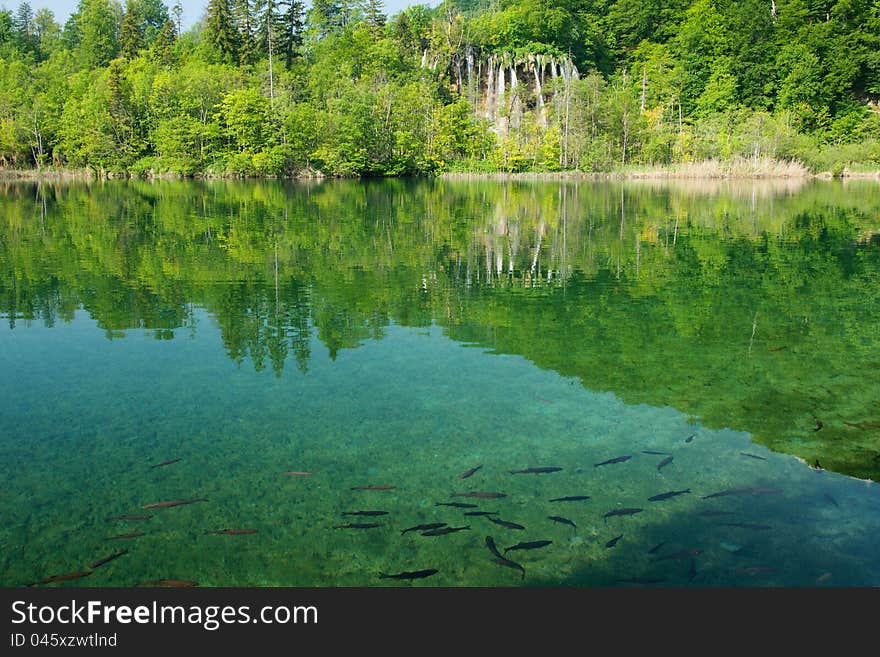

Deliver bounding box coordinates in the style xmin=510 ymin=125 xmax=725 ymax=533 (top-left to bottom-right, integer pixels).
xmin=485 ymin=54 xmax=495 ymax=121
xmin=510 ymin=64 xmax=521 ymax=130
xmin=466 ymin=46 xmax=474 ymax=107
xmin=497 ymin=61 xmax=506 ymax=112
xmin=496 ymin=60 xmax=508 ymax=134
xmin=532 ymin=56 xmax=547 ymax=129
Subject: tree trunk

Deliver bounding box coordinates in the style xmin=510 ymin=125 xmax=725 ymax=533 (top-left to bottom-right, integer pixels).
xmin=640 ymin=64 xmax=647 ymax=112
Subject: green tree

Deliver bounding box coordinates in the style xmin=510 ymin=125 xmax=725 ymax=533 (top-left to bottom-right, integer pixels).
xmin=217 ymin=87 xmax=271 ymax=154
xmin=363 ymin=0 xmax=387 ymax=31
xmin=235 ymin=0 xmax=257 ymax=64
xmin=671 ymin=0 xmax=729 ymax=113
xmin=132 ymin=0 xmax=171 ymax=45
xmin=719 ymin=0 xmax=776 ymax=109
xmin=150 ymin=19 xmax=177 ymax=65
xmin=206 ymin=0 xmax=240 ymax=64
xmin=70 ymin=0 xmax=122 ymax=69
xmin=310 ymin=0 xmax=344 ymax=38
xmin=277 ymin=0 xmax=305 ymax=67
xmin=13 ymin=2 xmax=37 ymax=54
xmin=605 ymin=0 xmax=691 ymax=53
xmin=33 ymin=8 xmax=61 ymax=59
xmin=0 ymin=10 xmax=13 ymax=52
xmin=120 ymin=0 xmax=145 ymax=58
xmin=695 ymin=56 xmax=738 ymax=117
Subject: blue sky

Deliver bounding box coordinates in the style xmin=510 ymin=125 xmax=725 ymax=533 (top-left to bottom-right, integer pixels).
xmin=5 ymin=1 xmax=440 ymax=30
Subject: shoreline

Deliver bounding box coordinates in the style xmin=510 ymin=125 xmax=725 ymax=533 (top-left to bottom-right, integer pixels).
xmin=2 ymin=167 xmax=878 ymax=182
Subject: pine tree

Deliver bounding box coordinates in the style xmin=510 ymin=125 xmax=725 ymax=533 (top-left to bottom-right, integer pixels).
xmin=14 ymin=2 xmax=34 ymax=33
xmin=171 ymin=2 xmax=182 ymax=36
xmin=278 ymin=0 xmax=304 ymax=67
xmin=255 ymin=0 xmax=278 ymax=57
xmin=205 ymin=0 xmax=239 ymax=63
xmin=363 ymin=0 xmax=386 ymax=31
xmin=235 ymin=0 xmax=256 ymax=65
xmin=14 ymin=2 xmax=36 ymax=52
xmin=311 ymin=0 xmax=342 ymax=37
xmin=120 ymin=0 xmax=144 ymax=58
xmin=150 ymin=18 xmax=176 ymax=64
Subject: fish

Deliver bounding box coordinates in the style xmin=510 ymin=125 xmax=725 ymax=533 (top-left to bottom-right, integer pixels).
xmin=401 ymin=523 xmax=447 ymax=535
xmin=824 ymin=493 xmax=839 ymax=508
xmin=547 ymin=516 xmax=576 ymax=528
xmin=816 ymin=572 xmax=833 ymax=584
xmin=648 ymin=489 xmax=691 ymax=502
xmin=504 ymin=540 xmax=552 ymax=553
xmin=487 ymin=517 xmax=525 ymax=530
xmin=735 ymin=566 xmax=777 ymax=576
xmin=768 ymin=345 xmax=787 ymax=352
xmin=813 ymin=420 xmax=824 ymax=431
xmin=333 ymin=523 xmax=383 ymax=529
xmin=493 ymin=557 xmax=526 ymax=579
xmin=740 ymin=452 xmax=767 ymax=461
xmin=282 ymin=471 xmax=314 ymax=477
xmin=603 ymin=508 xmax=643 ymax=522
xmin=594 ymin=455 xmax=631 ymax=467
xmin=453 ymin=492 xmax=507 ymax=499
xmin=421 ymin=526 xmax=470 ymax=536
xmin=458 ymin=465 xmax=482 ymax=479
xmin=698 ymin=511 xmax=736 ymax=517
xmin=435 ymin=502 xmax=478 ymax=508
xmin=684 ymin=434 xmax=696 ymax=443
xmin=510 ymin=467 xmax=563 ymax=474
xmin=464 ymin=511 xmax=499 ymax=517
xmin=150 ymin=458 xmax=182 ymax=468
xmin=89 ymin=550 xmax=128 ymax=569
xmin=701 ymin=487 xmax=782 ymax=499
xmin=605 ymin=534 xmax=623 ymax=548
xmin=379 ymin=569 xmax=438 ymax=580
xmin=204 ymin=529 xmax=258 ymax=535
xmin=615 ymin=577 xmax=666 ymax=585
xmin=486 ymin=539 xmax=521 ymax=577
xmin=28 ymin=571 xmax=93 ymax=586
xmin=720 ymin=522 xmax=772 ymax=530
xmin=143 ymin=498 xmax=208 ymax=509
xmin=647 ymin=541 xmax=668 ymax=554
xmin=549 ymin=495 xmax=590 ymax=502
xmin=142 ymin=579 xmax=199 ymax=587
xmin=656 ymin=455 xmax=673 ymax=471
xmin=844 ymin=421 xmax=880 ymax=429
xmin=642 ymin=450 xmax=671 ymax=456
xmin=342 ymin=511 xmax=389 ymax=517
xmin=109 ymin=514 xmax=152 ymax=521
xmin=350 ymin=485 xmax=395 ymax=491
xmin=652 ymin=549 xmax=702 ymax=562
xmin=105 ymin=532 xmax=146 ymax=540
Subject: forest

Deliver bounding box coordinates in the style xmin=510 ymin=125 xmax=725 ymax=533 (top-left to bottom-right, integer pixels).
xmin=0 ymin=0 xmax=879 ymax=177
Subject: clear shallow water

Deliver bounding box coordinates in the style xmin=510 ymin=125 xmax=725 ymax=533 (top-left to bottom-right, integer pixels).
xmin=1 ymin=178 xmax=879 ymax=587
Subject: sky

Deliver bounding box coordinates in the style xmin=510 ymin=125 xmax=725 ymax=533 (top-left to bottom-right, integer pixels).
xmin=4 ymin=1 xmax=440 ymax=30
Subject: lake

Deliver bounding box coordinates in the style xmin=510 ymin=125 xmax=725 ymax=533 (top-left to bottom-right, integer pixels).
xmin=1 ymin=177 xmax=879 ymax=587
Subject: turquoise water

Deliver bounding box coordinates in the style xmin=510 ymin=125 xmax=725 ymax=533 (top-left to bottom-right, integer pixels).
xmin=1 ymin=178 xmax=879 ymax=587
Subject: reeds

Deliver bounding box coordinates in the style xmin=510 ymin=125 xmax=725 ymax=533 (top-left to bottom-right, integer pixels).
xmin=622 ymin=157 xmax=810 ymax=179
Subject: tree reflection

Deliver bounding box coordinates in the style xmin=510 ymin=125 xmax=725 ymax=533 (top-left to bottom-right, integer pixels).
xmin=2 ymin=178 xmax=880 ymax=479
